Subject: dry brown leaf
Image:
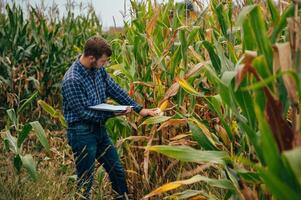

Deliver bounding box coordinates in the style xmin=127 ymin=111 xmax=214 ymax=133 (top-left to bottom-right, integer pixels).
xmin=181 ymin=163 xmax=212 ymax=179
xmin=265 ymin=88 xmax=295 ymax=151
xmin=133 ymin=81 xmax=155 ymax=88
xmin=158 ymin=119 xmax=188 ymax=131
xmin=235 ymin=51 xmax=257 ymax=90
xmin=163 ymin=160 xmax=179 ymax=178
xmin=162 ymin=82 xmax=180 ymax=102
xmin=188 ymin=45 xmax=203 ymax=62
xmin=189 ymin=195 xmax=207 ymax=200
xmin=162 ymin=30 xmax=179 ymax=58
xmin=143 ymin=126 xmax=157 ymax=185
xmin=241 ymin=181 xmax=259 ymax=200
xmin=145 ymin=9 xmax=160 ymax=57
xmin=214 ymin=124 xmax=231 ymax=148
xmin=127 ymin=121 xmax=138 ymax=131
xmin=184 ymin=61 xmax=208 ymax=79
xmin=273 ymin=42 xmax=298 ymax=105
xmin=122 ymin=136 xmax=150 ymax=142
xmin=126 ymin=147 xmax=140 ymax=171
xmin=146 ymin=9 xmax=160 ymax=36
xmin=170 ymin=133 xmax=191 ymax=141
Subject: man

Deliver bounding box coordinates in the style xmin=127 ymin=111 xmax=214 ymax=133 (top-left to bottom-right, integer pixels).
xmin=61 ymin=36 xmax=159 ymax=199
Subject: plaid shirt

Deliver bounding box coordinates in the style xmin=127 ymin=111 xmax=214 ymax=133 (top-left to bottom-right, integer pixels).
xmin=61 ymin=58 xmax=142 ymax=124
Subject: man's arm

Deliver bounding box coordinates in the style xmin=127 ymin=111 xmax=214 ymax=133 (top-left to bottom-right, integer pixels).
xmin=102 ymin=69 xmax=143 ymax=113
xmin=102 ymin=69 xmax=162 ymax=117
xmin=62 ymin=79 xmax=114 ymax=122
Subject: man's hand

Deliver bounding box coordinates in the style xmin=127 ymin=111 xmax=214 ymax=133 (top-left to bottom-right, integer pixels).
xmin=139 ymin=108 xmax=161 ymax=117
xmin=115 ymin=106 xmax=133 ymax=116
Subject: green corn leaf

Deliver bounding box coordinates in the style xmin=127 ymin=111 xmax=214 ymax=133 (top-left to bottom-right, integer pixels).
xmin=249 ymin=6 xmax=273 ymax=67
xmin=271 ymin=4 xmax=295 ymax=43
xmin=179 ymin=29 xmax=187 ymax=62
xmin=59 ymin=116 xmax=68 ymax=128
xmin=188 ymin=121 xmax=219 ymax=150
xmin=236 ymin=5 xmax=257 ymax=27
xmin=282 ymin=147 xmax=301 ymax=186
xmin=242 ymin=18 xmax=257 ymax=50
xmin=253 ymin=95 xmax=281 ymax=172
xmin=187 ymin=26 xmax=199 ymax=45
xmin=267 ymin=0 xmax=280 ymax=25
xmin=96 ymin=166 xmax=106 ymax=185
xmin=253 ymin=93 xmax=299 ymax=193
xmin=259 ymin=168 xmax=301 ymax=200
xmin=241 ymin=73 xmax=279 ymax=91
xmin=21 ymin=154 xmax=38 ymax=180
xmin=5 ymin=131 xmax=18 ymax=154
xmin=18 ymin=91 xmax=38 ymax=114
xmin=30 ymin=121 xmax=49 ymax=152
xmin=6 ymin=109 xmax=17 ymax=127
xmin=147 ymin=145 xmax=228 ymax=164
xmin=205 ymin=96 xmax=234 ymax=142
xmin=238 ymin=121 xmax=265 ymax=164
xmin=236 ymin=169 xmax=261 ymax=184
xmin=235 ymin=82 xmax=257 ymax=130
xmin=203 ymin=41 xmax=221 ymax=73
xmin=14 ymin=154 xmax=22 ymax=173
xmin=17 ymin=123 xmax=32 ymax=147
xmin=213 ymin=2 xmax=229 ymax=38
xmin=38 ymin=100 xmax=67 ymax=128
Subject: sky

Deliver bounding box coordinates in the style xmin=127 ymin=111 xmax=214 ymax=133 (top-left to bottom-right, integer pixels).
xmin=8 ymin=0 xmax=184 ymax=29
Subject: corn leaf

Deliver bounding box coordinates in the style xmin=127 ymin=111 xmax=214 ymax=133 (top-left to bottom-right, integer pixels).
xmin=6 ymin=109 xmax=17 ymax=127
xmin=202 ymin=41 xmax=221 ymax=73
xmin=141 ymin=116 xmax=171 ymax=126
xmin=147 ymin=145 xmax=228 ymax=164
xmin=14 ymin=154 xmax=22 ymax=173
xmin=17 ymin=123 xmax=32 ymax=147
xmin=143 ymin=174 xmax=234 ymax=199
xmin=30 ymin=121 xmax=49 ymax=152
xmin=267 ymin=0 xmax=279 ymax=25
xmin=167 ymin=190 xmax=211 ymax=200
xmin=5 ymin=131 xmax=18 ymax=154
xmin=282 ymin=147 xmax=301 ymax=186
xmin=259 ymin=168 xmax=301 ymax=200
xmin=188 ymin=120 xmax=219 ymax=150
xmin=271 ymin=4 xmax=295 ymax=43
xmin=177 ymin=78 xmax=201 ymax=96
xmin=38 ymin=100 xmax=56 ymax=117
xmin=21 ymin=154 xmax=37 ymax=180
xmin=17 ymin=91 xmax=38 ymax=114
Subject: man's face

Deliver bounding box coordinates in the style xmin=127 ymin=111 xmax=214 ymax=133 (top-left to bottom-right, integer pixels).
xmin=89 ymin=55 xmax=109 ymax=69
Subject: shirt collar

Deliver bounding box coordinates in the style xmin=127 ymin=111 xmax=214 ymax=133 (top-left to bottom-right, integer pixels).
xmin=75 ymin=56 xmax=97 ymax=77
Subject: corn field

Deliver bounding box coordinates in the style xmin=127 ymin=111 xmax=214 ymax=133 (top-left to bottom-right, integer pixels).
xmin=1 ymin=0 xmax=301 ymax=199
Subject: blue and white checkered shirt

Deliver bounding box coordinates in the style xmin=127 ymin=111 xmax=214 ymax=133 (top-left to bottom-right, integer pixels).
xmin=61 ymin=58 xmax=142 ymax=124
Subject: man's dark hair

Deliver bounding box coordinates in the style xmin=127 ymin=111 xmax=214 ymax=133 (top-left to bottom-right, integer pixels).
xmin=83 ymin=36 xmax=112 ymax=59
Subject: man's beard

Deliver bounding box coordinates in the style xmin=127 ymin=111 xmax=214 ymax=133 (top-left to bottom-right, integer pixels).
xmin=90 ymin=61 xmax=99 ymax=69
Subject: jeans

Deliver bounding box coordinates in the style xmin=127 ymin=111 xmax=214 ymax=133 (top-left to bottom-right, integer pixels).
xmin=67 ymin=122 xmax=128 ymax=199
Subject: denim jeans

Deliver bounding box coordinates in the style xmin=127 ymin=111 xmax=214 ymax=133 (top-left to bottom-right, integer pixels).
xmin=67 ymin=122 xmax=128 ymax=199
